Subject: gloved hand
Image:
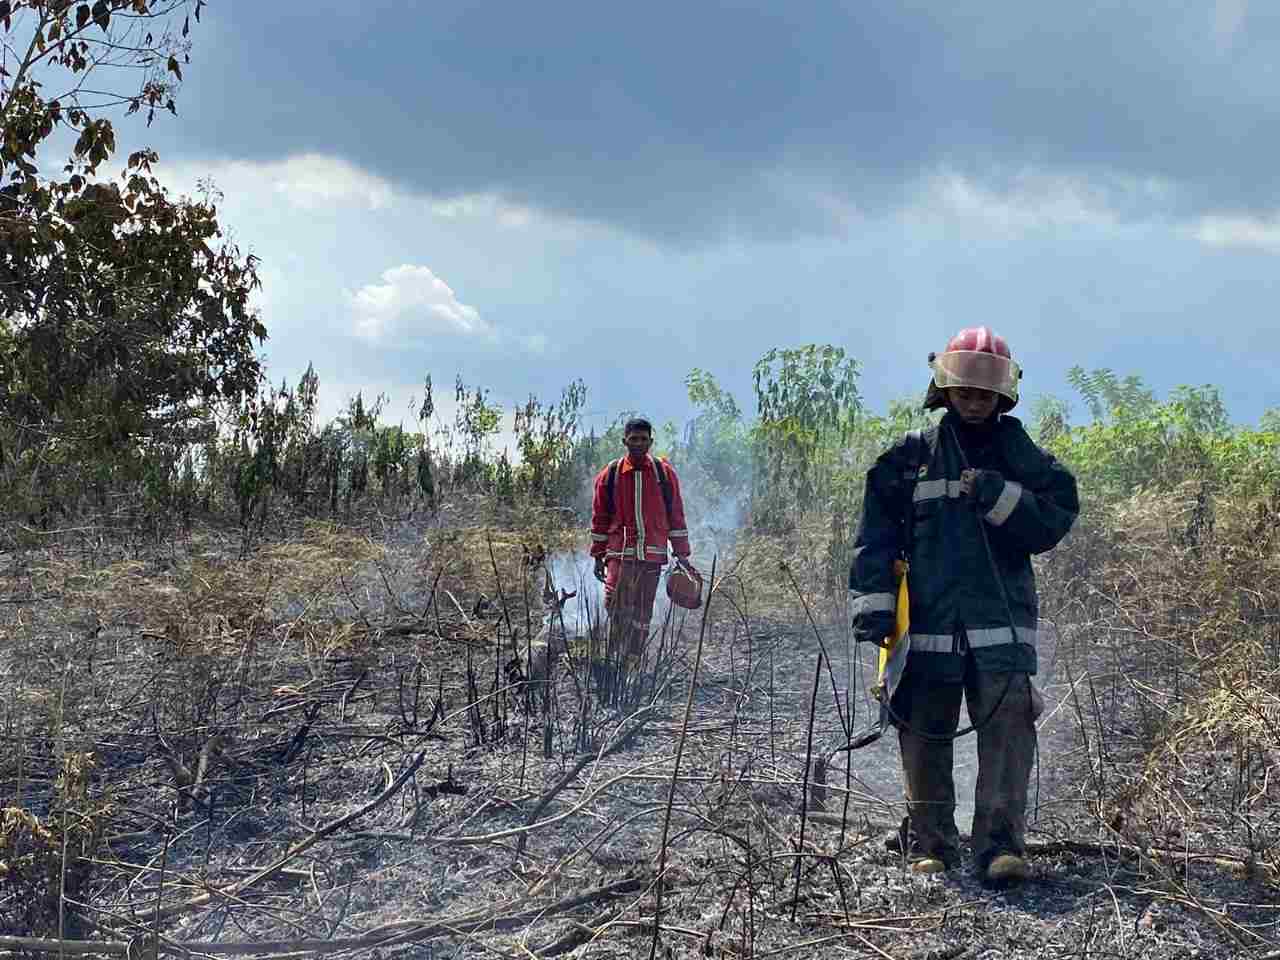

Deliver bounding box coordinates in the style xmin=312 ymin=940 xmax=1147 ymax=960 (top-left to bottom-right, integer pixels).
xmin=959 ymin=468 xmax=1005 ymax=510
xmin=852 ymin=609 xmax=895 ymax=646
xmin=593 ymin=557 xmax=607 ymax=583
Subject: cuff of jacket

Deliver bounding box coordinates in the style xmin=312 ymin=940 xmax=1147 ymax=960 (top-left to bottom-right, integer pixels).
xmin=983 ymin=481 xmax=1023 ymax=527
xmin=849 ymin=590 xmax=895 ymax=618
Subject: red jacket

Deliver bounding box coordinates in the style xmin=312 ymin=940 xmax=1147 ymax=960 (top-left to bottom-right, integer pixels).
xmin=590 ymin=454 xmax=691 ymax=563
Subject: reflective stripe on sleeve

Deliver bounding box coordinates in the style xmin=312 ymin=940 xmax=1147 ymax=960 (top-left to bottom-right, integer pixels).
xmin=849 ymin=591 xmax=895 ymax=618
xmin=668 ymin=529 xmax=688 ymax=538
xmin=914 ymin=479 xmax=964 ymax=502
xmin=984 ymin=481 xmax=1023 ymax=527
xmin=591 ymin=533 xmax=609 ymax=542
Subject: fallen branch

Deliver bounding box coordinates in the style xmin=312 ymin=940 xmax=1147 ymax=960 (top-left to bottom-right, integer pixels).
xmin=130 ymin=747 xmax=430 ymax=925
xmin=211 ymin=877 xmax=648 ymax=957
xmin=531 ymin=901 xmax=633 ymax=957
xmin=521 ymin=702 xmax=659 ymax=838
xmin=0 ymin=937 xmax=128 ymax=957
xmin=1023 ymin=836 xmax=1280 ymax=883
xmin=1 ymin=879 xmax=652 ymax=957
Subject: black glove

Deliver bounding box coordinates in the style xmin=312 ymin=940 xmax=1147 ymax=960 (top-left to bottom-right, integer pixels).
xmin=593 ymin=558 xmax=607 ymax=583
xmin=963 ymin=469 xmax=1006 ymax=510
xmin=852 ymin=609 xmax=895 ymax=646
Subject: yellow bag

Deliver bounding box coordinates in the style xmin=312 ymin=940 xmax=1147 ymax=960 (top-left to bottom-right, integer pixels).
xmin=848 ymin=559 xmax=911 ymax=751
xmin=873 ymin=559 xmax=911 ymax=704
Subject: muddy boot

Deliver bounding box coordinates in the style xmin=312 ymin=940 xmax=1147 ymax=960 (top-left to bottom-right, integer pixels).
xmin=883 ymin=816 xmax=951 ymax=873
xmin=911 ymin=856 xmax=949 ymax=875
xmin=985 ymin=852 xmax=1029 ymax=884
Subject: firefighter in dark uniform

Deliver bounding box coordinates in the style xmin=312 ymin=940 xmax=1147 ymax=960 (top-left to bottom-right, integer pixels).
xmin=849 ymin=327 xmax=1079 ymax=882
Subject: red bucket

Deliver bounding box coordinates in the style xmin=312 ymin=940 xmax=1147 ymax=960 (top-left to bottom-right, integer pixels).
xmin=666 ymin=561 xmax=703 ymax=610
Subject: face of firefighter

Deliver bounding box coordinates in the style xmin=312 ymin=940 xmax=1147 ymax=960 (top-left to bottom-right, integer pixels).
xmin=946 ymin=386 xmax=1000 ymax=424
xmin=622 ymin=430 xmax=653 ymax=462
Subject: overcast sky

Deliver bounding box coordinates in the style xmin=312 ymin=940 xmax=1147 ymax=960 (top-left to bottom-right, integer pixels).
xmin=124 ymin=0 xmax=1280 ymax=435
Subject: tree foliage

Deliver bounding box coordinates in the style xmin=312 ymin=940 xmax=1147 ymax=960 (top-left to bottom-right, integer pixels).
xmin=1065 ymin=366 xmax=1155 ymax=423
xmin=1048 ymin=376 xmax=1278 ymax=504
xmin=512 ymin=378 xmax=587 ymax=501
xmin=751 ymin=344 xmax=861 ymax=526
xmin=0 ymin=0 xmax=265 ymax=516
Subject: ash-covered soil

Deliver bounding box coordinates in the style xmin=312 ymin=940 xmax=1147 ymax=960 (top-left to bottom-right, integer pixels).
xmin=1 ymin=519 xmax=1276 ymax=959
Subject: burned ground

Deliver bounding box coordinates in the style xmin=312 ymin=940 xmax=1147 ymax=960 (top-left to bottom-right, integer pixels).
xmin=0 ymin=503 xmax=1277 ymax=959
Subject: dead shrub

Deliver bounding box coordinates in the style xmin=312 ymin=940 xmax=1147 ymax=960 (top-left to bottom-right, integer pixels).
xmin=0 ymin=752 xmax=109 ymax=937
xmin=1042 ymin=478 xmax=1280 ymax=871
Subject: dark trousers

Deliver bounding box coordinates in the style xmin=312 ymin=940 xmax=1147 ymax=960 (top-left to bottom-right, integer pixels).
xmin=603 ymin=560 xmax=661 ymax=656
xmin=895 ymin=656 xmax=1037 ymax=869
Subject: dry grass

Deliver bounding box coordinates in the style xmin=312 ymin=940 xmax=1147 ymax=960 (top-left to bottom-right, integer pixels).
xmin=1039 ymin=479 xmax=1280 ymax=897
xmin=0 ymin=483 xmax=1278 ymax=957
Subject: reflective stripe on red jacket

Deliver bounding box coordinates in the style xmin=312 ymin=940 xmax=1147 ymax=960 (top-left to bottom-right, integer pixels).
xmin=589 ymin=455 xmax=691 ymax=563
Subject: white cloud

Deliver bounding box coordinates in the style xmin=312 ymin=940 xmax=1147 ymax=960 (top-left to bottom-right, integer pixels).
xmin=428 ymin=193 xmax=536 ymax=229
xmin=916 ymin=171 xmax=1120 ymax=231
xmin=162 ymin=153 xmax=398 ymax=213
xmin=347 ymin=264 xmax=494 ymax=342
xmin=1192 ymin=213 xmax=1280 ymax=253
xmin=160 ymin=154 xmax=582 ymax=239
xmin=269 ymin=154 xmax=397 ymax=211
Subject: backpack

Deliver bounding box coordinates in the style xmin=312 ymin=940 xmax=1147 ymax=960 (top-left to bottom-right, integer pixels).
xmin=605 ymin=457 xmax=674 ymax=522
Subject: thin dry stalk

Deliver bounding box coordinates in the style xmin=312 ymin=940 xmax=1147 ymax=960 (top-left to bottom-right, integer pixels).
xmin=649 ymin=554 xmax=716 ymax=960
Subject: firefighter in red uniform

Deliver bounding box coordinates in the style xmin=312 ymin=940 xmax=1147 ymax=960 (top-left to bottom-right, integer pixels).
xmin=590 ymin=417 xmax=694 ymax=658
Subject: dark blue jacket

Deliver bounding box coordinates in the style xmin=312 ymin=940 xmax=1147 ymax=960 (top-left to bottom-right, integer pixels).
xmin=849 ymin=412 xmax=1078 ymax=679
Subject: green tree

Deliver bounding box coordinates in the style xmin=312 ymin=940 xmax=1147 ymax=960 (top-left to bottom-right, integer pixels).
xmin=1029 ymin=394 xmax=1071 ymax=444
xmin=452 ymin=376 xmax=501 ymax=491
xmin=512 ymin=378 xmax=587 ymax=501
xmin=678 ymin=368 xmax=750 ymax=502
xmin=1049 ymin=381 xmax=1278 ymax=503
xmin=751 ymin=344 xmax=861 ymax=527
xmin=0 ymin=1 xmax=265 ymax=516
xmin=1065 ymin=367 xmax=1155 ymax=423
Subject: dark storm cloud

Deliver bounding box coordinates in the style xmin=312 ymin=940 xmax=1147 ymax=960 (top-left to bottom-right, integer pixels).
xmin=163 ymin=1 xmax=1280 ymax=239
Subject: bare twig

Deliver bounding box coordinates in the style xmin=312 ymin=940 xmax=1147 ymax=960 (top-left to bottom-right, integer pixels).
xmin=131 ymin=748 xmax=430 ymax=924
xmin=649 ymin=554 xmax=716 ymax=960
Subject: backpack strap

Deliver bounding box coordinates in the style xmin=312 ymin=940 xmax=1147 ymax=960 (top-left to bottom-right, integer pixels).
xmin=655 ymin=458 xmax=674 ymax=522
xmin=606 ymin=458 xmax=619 ymax=516
xmin=605 ymin=457 xmax=674 ymax=522
xmin=902 ymin=428 xmax=928 ymax=558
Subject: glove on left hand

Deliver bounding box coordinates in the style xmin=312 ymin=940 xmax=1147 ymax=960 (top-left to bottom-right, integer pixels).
xmin=852 ymin=609 xmax=896 ymax=646
xmin=961 ymin=469 xmax=1005 ymax=510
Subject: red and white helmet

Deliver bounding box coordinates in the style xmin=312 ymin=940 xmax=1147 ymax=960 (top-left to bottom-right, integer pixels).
xmin=923 ymin=326 xmax=1022 ymax=411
